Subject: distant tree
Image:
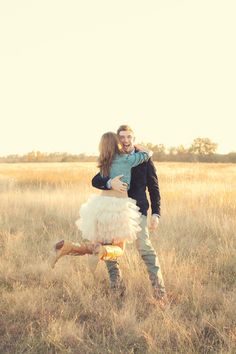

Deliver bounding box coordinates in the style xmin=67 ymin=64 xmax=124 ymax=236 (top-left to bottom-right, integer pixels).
xmin=226 ymin=152 xmax=236 ymax=163
xmin=168 ymin=146 xmax=178 ymax=155
xmin=176 ymin=145 xmax=188 ymax=154
xmin=152 ymin=144 xmax=166 ymax=161
xmin=189 ymin=138 xmax=218 ymax=155
xmin=27 ymin=151 xmax=36 ymax=162
xmin=155 ymin=144 xmax=166 ymax=154
xmin=141 ymin=142 xmax=166 ymax=154
xmin=35 ymin=151 xmax=44 ymax=162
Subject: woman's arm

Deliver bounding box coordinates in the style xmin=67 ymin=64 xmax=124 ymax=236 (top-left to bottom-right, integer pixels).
xmin=125 ymin=146 xmax=153 ymax=168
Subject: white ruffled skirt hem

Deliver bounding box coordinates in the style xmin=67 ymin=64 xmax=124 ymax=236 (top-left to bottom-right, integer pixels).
xmin=75 ymin=195 xmax=141 ymax=243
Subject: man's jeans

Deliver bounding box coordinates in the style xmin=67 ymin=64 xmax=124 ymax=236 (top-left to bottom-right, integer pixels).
xmin=105 ymin=215 xmax=166 ymax=296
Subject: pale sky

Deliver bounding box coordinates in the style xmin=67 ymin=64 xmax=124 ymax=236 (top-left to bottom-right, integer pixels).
xmin=0 ymin=0 xmax=235 ymax=156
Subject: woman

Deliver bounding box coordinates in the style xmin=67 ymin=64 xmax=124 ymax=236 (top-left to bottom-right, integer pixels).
xmin=51 ymin=132 xmax=152 ymax=268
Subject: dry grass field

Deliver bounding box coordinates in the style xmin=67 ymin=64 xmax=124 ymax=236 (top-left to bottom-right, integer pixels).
xmin=0 ymin=162 xmax=235 ymax=354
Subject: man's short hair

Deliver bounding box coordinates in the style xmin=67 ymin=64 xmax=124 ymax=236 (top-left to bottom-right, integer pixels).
xmin=117 ymin=125 xmax=134 ymax=135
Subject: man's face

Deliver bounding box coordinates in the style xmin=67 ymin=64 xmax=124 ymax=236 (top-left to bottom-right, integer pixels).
xmin=118 ymin=130 xmax=135 ymax=153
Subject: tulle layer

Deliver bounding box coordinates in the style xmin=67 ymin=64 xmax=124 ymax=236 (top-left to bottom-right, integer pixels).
xmin=75 ymin=195 xmax=141 ymax=243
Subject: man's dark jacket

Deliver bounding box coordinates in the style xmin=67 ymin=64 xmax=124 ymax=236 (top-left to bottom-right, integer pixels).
xmin=91 ymin=157 xmax=161 ymax=217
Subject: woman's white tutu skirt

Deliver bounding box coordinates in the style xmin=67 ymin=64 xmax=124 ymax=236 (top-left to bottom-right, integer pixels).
xmin=75 ymin=195 xmax=141 ymax=243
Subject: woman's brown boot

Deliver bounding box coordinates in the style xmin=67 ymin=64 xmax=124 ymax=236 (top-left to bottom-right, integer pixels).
xmin=50 ymin=240 xmax=95 ymax=268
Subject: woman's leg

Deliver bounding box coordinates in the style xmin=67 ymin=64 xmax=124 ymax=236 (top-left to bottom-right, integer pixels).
xmin=100 ymin=241 xmax=125 ymax=261
xmin=51 ymin=240 xmax=126 ymax=269
xmin=50 ymin=240 xmax=95 ymax=268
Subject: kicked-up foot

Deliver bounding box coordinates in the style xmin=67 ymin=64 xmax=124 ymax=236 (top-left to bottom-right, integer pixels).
xmin=50 ymin=240 xmax=80 ymax=268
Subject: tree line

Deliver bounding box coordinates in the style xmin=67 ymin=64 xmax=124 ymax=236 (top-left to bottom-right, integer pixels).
xmin=1 ymin=138 xmax=236 ymax=163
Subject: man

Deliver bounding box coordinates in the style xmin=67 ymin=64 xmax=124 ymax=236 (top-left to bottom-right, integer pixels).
xmin=92 ymin=125 xmax=166 ymax=300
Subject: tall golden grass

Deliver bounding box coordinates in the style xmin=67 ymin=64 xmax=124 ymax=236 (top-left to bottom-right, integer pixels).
xmin=0 ymin=162 xmax=235 ymax=353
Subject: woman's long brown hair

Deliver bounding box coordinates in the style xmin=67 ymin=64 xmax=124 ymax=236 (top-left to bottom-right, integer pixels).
xmin=98 ymin=132 xmax=121 ymax=177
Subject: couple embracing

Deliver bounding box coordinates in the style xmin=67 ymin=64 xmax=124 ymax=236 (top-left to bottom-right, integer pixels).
xmin=52 ymin=125 xmax=167 ymax=303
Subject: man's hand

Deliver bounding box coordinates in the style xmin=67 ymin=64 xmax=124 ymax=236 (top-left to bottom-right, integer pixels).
xmin=111 ymin=175 xmax=128 ymax=192
xmin=149 ymin=214 xmax=160 ymax=231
